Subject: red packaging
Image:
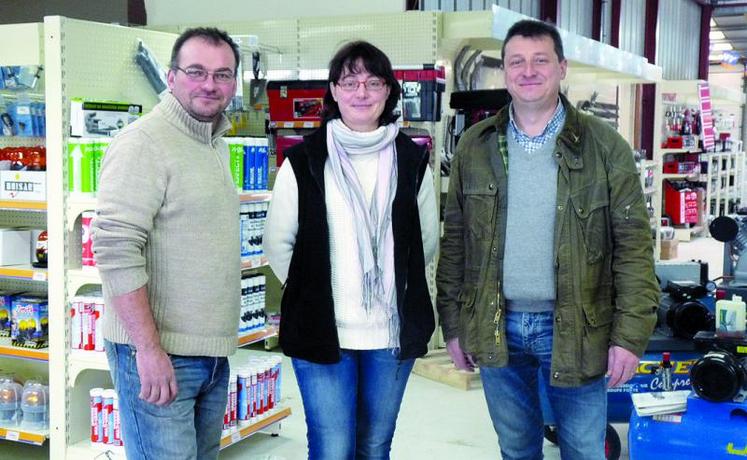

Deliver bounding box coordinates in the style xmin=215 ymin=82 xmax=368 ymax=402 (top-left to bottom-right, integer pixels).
xmin=81 ymin=211 xmax=96 ymax=267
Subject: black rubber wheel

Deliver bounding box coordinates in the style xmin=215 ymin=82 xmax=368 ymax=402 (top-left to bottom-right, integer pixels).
xmin=605 ymin=424 xmax=621 ymax=460
xmin=543 ymin=425 xmax=559 ymax=445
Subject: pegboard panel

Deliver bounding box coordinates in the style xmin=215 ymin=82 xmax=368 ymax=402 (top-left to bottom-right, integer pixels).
xmin=0 ymin=136 xmax=46 ymax=148
xmin=60 ymin=18 xmax=177 ymax=114
xmin=0 ymin=277 xmax=48 ymax=295
xmin=153 ymin=19 xmax=300 ymax=72
xmin=298 ymin=12 xmax=440 ymax=69
xmin=0 ymin=209 xmax=46 ymax=228
xmin=229 ymin=20 xmax=301 ymax=72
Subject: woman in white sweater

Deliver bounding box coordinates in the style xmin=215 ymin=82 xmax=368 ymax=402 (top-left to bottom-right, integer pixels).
xmin=264 ymin=41 xmax=438 ymax=459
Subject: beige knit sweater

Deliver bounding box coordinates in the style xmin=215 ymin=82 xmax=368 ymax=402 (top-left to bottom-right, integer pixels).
xmin=92 ymin=93 xmax=241 ymax=357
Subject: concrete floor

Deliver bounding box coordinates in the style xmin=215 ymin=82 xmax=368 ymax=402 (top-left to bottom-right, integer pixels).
xmin=219 ymin=237 xmax=725 ymax=460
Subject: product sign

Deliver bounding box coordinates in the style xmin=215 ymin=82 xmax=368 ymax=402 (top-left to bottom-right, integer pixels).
xmin=698 ymin=82 xmax=716 ymax=151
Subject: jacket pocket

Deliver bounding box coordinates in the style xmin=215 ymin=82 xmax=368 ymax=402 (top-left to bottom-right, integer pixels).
xmin=570 ymin=187 xmax=611 ymax=264
xmin=580 ymin=302 xmax=613 ymax=379
xmin=457 ymin=287 xmax=478 ymax=352
xmin=463 ymin=184 xmax=497 ymax=238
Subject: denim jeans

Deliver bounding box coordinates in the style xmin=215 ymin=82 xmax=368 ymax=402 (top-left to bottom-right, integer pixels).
xmin=292 ymin=349 xmax=415 ymax=460
xmin=480 ymin=311 xmax=607 ymax=460
xmin=105 ymin=340 xmax=229 ymax=460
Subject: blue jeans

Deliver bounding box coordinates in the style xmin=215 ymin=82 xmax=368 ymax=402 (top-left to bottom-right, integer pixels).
xmin=292 ymin=349 xmax=415 ymax=460
xmin=480 ymin=311 xmax=607 ymax=460
xmin=105 ymin=340 xmax=229 ymax=460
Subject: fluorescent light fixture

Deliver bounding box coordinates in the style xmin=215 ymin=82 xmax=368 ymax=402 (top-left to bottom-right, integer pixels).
xmin=712 ymin=42 xmax=733 ymax=51
xmin=710 ymin=18 xmax=716 ymax=27
xmin=710 ymin=30 xmax=725 ymax=40
xmin=709 ymin=53 xmax=723 ymax=61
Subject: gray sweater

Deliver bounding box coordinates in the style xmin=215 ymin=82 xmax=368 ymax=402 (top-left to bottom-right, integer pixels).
xmin=502 ymin=132 xmax=559 ymax=311
xmin=92 ymin=93 xmax=241 ymax=357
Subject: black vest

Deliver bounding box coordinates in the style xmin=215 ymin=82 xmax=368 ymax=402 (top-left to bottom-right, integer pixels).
xmin=279 ymin=126 xmax=435 ymax=364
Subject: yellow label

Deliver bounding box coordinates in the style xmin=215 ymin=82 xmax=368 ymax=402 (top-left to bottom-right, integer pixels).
xmin=738 ymin=346 xmax=747 ymax=354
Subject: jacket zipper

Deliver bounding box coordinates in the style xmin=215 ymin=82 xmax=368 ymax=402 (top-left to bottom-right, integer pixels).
xmin=493 ymin=293 xmax=501 ymax=345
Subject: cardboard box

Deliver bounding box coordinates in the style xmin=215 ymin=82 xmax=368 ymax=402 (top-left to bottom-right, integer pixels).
xmin=660 ymin=239 xmax=679 ymax=260
xmin=0 ymin=170 xmax=46 ymax=201
xmin=0 ymin=230 xmax=30 ymax=265
xmin=70 ymin=99 xmax=142 ymax=138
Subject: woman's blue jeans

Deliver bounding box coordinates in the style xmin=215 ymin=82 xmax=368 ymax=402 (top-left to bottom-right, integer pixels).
xmin=292 ymin=349 xmax=415 ymax=460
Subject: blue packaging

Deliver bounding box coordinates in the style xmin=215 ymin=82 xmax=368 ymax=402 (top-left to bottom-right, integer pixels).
xmin=1 ymin=67 xmax=20 ymax=89
xmin=243 ymin=142 xmax=256 ymax=191
xmin=256 ymin=143 xmax=268 ymax=191
xmin=11 ymin=295 xmax=49 ymax=348
xmin=12 ymin=99 xmax=34 ymax=137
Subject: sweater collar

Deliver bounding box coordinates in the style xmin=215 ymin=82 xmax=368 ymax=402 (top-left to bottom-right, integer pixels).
xmin=156 ymin=92 xmax=232 ymax=144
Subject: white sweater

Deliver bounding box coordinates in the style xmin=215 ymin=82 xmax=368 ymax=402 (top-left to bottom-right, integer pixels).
xmin=265 ymin=153 xmax=438 ymax=350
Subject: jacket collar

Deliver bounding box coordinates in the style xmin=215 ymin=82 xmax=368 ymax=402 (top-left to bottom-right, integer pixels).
xmin=156 ymin=92 xmax=232 ymax=144
xmin=481 ymin=93 xmax=584 ymax=171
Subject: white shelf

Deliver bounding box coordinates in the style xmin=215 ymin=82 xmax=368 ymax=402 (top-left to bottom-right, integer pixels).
xmin=66 ymin=198 xmax=97 ymax=232
xmin=443 ymin=7 xmax=662 ymax=83
xmin=68 ymin=350 xmax=108 ymax=386
xmin=220 ymin=406 xmax=291 ymax=450
xmin=0 ymin=265 xmax=47 ymax=282
xmin=68 ymin=440 xmax=125 ymax=459
xmin=0 ymin=337 xmax=48 ymax=361
xmin=66 ymin=268 xmax=101 ymax=295
xmin=0 ymin=426 xmax=48 ymax=446
xmin=237 ymin=326 xmax=278 ymax=347
xmin=0 ymin=200 xmax=47 ymax=211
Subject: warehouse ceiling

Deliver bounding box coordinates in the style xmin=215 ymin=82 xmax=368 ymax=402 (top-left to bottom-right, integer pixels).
xmin=710 ymin=1 xmax=747 ymax=64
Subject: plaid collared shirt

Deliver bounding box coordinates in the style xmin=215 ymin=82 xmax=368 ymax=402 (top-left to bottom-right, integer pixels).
xmin=508 ymin=99 xmax=566 ymax=154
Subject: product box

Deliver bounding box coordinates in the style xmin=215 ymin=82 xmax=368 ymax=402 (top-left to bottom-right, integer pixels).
xmin=227 ymin=140 xmax=245 ymax=191
xmin=0 ymin=230 xmax=30 ymax=265
xmin=0 ymin=170 xmax=46 ymax=201
xmin=660 ymin=239 xmax=679 ymax=260
xmin=70 ymin=99 xmax=142 ymax=138
xmin=0 ymin=291 xmax=19 ymax=337
xmin=67 ymin=137 xmax=110 ymax=196
xmin=395 ymin=65 xmax=446 ymax=122
xmin=11 ymin=295 xmax=48 ymax=348
xmin=267 ymin=80 xmax=326 ymax=124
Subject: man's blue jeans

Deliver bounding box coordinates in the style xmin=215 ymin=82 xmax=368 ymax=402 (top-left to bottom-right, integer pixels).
xmin=105 ymin=340 xmax=229 ymax=460
xmin=292 ymin=349 xmax=415 ymax=460
xmin=480 ymin=311 xmax=607 ymax=460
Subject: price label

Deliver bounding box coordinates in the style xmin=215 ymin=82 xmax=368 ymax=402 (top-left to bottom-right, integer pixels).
xmin=230 ymin=432 xmax=241 ymax=444
xmin=302 ymin=121 xmax=314 ymax=128
xmin=5 ymin=430 xmax=20 ymax=441
xmin=283 ymin=122 xmax=294 ymax=128
xmin=32 ymin=271 xmax=46 ymax=281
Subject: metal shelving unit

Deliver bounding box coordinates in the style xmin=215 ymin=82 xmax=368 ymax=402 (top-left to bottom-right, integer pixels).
xmin=652 ymin=80 xmax=746 ymax=250
xmin=0 ymin=22 xmax=50 ymax=457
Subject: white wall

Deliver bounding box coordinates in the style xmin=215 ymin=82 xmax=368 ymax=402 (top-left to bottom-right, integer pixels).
xmin=145 ymin=0 xmax=406 ymax=25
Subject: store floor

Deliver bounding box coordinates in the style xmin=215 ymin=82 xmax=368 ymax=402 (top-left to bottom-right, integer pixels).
xmin=221 ymin=237 xmax=724 ymax=460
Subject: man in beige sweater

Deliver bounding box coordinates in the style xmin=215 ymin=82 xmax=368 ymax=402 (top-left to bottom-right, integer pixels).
xmin=92 ymin=27 xmax=240 ymax=460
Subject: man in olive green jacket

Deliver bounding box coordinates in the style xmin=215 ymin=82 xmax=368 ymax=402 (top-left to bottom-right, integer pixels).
xmin=436 ymin=19 xmax=659 ymax=460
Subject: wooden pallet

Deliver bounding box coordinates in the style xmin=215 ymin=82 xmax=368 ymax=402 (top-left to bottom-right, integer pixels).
xmin=412 ymin=349 xmax=481 ymax=391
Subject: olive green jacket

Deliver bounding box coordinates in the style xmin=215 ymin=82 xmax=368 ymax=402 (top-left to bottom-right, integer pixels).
xmin=436 ymin=95 xmax=659 ymax=387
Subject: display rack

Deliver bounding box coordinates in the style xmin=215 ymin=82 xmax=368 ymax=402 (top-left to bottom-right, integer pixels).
xmin=0 ymin=22 xmax=50 ymax=457
xmin=37 ymin=16 xmax=297 ymax=458
xmin=652 ymin=80 xmax=746 ymax=248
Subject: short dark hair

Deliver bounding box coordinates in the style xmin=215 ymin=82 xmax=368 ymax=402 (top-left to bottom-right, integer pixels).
xmin=501 ymin=20 xmax=565 ymax=63
xmin=170 ymin=27 xmax=240 ymax=73
xmin=322 ymin=41 xmax=401 ymax=126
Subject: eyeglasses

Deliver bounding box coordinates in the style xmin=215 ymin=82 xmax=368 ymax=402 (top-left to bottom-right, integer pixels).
xmin=336 ymin=78 xmax=387 ymax=92
xmin=174 ymin=66 xmax=235 ymax=84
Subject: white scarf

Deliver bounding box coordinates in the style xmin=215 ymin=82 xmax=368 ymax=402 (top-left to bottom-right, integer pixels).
xmin=327 ymin=119 xmax=400 ymax=349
